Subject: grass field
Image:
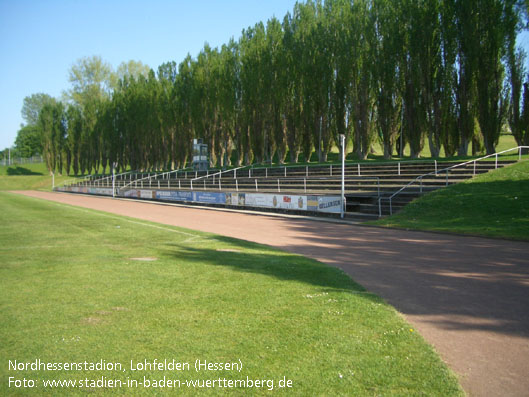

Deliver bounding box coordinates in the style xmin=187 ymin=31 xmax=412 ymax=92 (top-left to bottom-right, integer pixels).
xmin=372 ymin=160 xmax=529 ymax=240
xmin=0 ymin=192 xmax=463 ymax=395
xmin=0 ymin=163 xmax=69 ymax=191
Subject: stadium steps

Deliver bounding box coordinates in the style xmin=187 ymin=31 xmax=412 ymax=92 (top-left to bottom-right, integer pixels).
xmin=69 ymin=159 xmax=515 ymax=219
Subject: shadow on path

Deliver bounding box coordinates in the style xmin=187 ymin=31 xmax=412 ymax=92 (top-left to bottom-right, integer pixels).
xmin=281 ymin=219 xmax=529 ymax=338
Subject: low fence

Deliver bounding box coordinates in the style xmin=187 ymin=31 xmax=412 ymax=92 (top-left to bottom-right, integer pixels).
xmin=0 ymin=155 xmax=43 ymax=166
xmin=55 ymin=185 xmax=343 ymax=215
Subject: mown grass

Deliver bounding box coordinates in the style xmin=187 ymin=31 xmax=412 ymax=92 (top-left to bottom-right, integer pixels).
xmin=0 ymin=163 xmax=69 ymax=191
xmin=0 ymin=192 xmax=463 ymax=395
xmin=371 ymin=160 xmax=529 ymax=241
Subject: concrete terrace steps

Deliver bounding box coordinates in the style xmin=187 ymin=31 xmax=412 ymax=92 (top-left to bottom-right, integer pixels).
xmin=64 ymin=158 xmax=516 ymax=219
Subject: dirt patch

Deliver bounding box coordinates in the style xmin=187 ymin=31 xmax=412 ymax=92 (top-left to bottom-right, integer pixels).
xmin=81 ymin=317 xmax=105 ymax=325
xmin=130 ymin=257 xmax=157 ymax=261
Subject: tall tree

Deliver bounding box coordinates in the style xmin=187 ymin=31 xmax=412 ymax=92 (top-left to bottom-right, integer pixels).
xmin=14 ymin=125 xmax=42 ymax=157
xmin=21 ymin=93 xmax=55 ymax=126
xmin=371 ymin=0 xmax=403 ymax=159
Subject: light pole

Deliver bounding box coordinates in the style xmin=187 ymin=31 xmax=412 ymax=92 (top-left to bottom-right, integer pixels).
xmin=112 ymin=162 xmax=117 ymax=198
xmin=340 ymin=134 xmax=345 ymax=219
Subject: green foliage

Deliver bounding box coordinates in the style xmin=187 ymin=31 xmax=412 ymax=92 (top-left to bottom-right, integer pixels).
xmin=14 ymin=125 xmax=42 ymax=157
xmin=0 ymin=192 xmax=463 ymax=395
xmin=21 ymin=93 xmax=55 ymax=126
xmin=35 ymin=1 xmax=527 ymax=174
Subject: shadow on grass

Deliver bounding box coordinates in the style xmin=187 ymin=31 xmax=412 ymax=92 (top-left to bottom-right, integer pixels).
xmin=163 ymin=236 xmax=381 ymax=300
xmin=6 ymin=166 xmax=44 ymax=176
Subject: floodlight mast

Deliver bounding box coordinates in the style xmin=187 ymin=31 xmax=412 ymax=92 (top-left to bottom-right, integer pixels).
xmin=340 ymin=134 xmax=345 ymax=219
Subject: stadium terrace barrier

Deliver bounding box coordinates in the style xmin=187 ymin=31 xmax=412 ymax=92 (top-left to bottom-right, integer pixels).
xmin=54 ymin=185 xmax=343 ymax=214
xmin=55 ymin=148 xmax=526 ymax=219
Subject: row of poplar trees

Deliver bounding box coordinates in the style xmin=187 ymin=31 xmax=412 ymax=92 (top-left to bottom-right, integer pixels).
xmin=39 ymin=0 xmax=529 ymax=175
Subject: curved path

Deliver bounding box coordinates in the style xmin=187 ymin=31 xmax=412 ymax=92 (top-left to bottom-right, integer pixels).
xmin=15 ymin=191 xmax=529 ymax=396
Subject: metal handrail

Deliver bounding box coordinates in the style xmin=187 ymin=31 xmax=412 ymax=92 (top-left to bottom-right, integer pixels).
xmin=191 ymin=165 xmax=248 ymax=181
xmin=229 ymin=175 xmax=380 ymax=195
xmin=120 ymin=168 xmax=193 ymax=190
xmin=57 ymin=170 xmax=138 ymax=188
xmin=249 ymin=158 xmax=445 ymax=178
xmin=379 ymin=146 xmax=529 ymax=216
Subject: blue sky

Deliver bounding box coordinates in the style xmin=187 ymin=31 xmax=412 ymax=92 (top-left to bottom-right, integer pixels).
xmin=0 ymin=0 xmax=299 ymax=150
xmin=1 ymin=1 xmax=528 ymax=151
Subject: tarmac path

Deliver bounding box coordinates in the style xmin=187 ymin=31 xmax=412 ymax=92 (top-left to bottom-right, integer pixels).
xmin=14 ymin=191 xmax=529 ymax=396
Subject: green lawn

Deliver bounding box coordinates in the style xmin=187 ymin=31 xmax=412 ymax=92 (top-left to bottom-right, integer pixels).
xmin=0 ymin=163 xmax=69 ymax=191
xmin=371 ymin=160 xmax=529 ymax=241
xmin=0 ymin=192 xmax=463 ymax=395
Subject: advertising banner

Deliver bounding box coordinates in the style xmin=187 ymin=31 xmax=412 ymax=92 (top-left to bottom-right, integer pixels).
xmin=91 ymin=187 xmax=113 ymax=196
xmin=193 ymin=191 xmax=226 ymax=204
xmin=245 ymin=193 xmax=272 ymax=208
xmin=155 ymin=190 xmax=193 ymax=202
xmin=140 ymin=190 xmax=155 ymax=199
xmin=245 ymin=193 xmax=307 ymax=210
xmin=225 ymin=192 xmax=246 ymax=206
xmin=316 ymin=196 xmax=342 ymax=213
xmin=123 ymin=190 xmax=139 ymax=198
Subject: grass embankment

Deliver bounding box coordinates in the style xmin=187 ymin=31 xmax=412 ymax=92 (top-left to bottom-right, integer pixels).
xmin=0 ymin=192 xmax=462 ymax=396
xmin=0 ymin=163 xmax=70 ymax=191
xmin=372 ymin=160 xmax=529 ymax=241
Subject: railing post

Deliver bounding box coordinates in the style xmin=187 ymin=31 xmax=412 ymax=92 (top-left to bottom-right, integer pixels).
xmin=204 ymin=180 xmax=206 ymax=190
xmin=219 ymin=178 xmax=221 ymax=190
xmin=330 ymin=164 xmax=333 ymax=176
xmin=520 ymin=147 xmax=522 ymax=161
xmin=398 ymin=162 xmax=400 ymax=176
xmin=277 ymin=179 xmax=280 ymax=192
xmin=306 ymin=166 xmax=308 ymax=177
xmin=358 ymin=163 xmax=361 ymax=176
xmin=378 ymin=198 xmax=382 ymax=218
xmin=304 ymin=178 xmax=306 ymax=193
xmin=284 ymin=167 xmax=286 ymax=177
xmin=495 ymin=153 xmax=498 ymax=169
xmin=191 ymin=180 xmax=193 ymax=190
xmin=446 ymin=170 xmax=449 ymax=186
xmin=266 ymin=168 xmax=268 ymax=178
xmin=473 ymin=161 xmax=476 ymax=176
xmin=255 ymin=179 xmax=258 ymax=192
xmin=420 ymin=177 xmax=423 ymax=193
xmin=236 ymin=179 xmax=239 ymax=192
xmin=435 ymin=160 xmax=438 ymax=176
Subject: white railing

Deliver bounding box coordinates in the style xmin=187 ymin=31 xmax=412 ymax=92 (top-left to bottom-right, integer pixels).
xmin=57 ymin=170 xmax=136 ymax=189
xmin=191 ymin=165 xmax=248 ymax=181
xmin=379 ymin=146 xmax=529 ymax=216
xmin=249 ymin=159 xmax=444 ymax=178
xmin=120 ymin=168 xmax=194 ymax=191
